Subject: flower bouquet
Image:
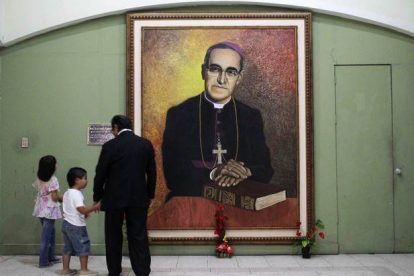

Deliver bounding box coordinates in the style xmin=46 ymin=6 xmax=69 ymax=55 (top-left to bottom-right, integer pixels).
xmin=215 ymin=235 xmax=234 ymax=258
xmin=214 ymin=204 xmax=234 ymax=258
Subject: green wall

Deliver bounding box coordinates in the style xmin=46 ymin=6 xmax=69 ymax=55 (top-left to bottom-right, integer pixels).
xmin=1 ymin=5 xmax=414 ymax=255
xmin=0 ymin=52 xmax=2 ymax=248
xmin=0 ymin=15 xmax=126 ymax=254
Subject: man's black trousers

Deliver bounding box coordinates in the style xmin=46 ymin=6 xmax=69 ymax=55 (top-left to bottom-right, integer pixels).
xmin=105 ymin=206 xmax=150 ymax=276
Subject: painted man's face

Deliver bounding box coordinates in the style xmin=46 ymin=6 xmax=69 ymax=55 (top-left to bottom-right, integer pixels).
xmin=204 ymin=49 xmax=243 ymax=104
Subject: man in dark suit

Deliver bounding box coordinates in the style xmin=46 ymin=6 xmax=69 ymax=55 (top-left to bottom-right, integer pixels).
xmin=93 ymin=115 xmax=156 ymax=276
xmin=162 ymin=42 xmax=273 ymax=201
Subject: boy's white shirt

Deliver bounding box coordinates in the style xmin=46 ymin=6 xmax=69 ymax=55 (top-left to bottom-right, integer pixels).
xmin=63 ymin=189 xmax=86 ymax=226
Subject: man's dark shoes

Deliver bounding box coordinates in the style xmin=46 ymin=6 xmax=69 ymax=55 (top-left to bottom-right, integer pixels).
xmin=49 ymin=257 xmax=62 ymax=264
xmin=39 ymin=263 xmax=53 ymax=268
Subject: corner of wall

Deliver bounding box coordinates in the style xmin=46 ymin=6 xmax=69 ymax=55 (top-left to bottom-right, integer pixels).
xmin=0 ymin=0 xmax=4 ymax=47
xmin=0 ymin=52 xmax=3 ymax=245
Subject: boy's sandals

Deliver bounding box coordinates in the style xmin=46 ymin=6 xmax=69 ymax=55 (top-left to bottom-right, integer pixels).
xmin=62 ymin=269 xmax=78 ymax=275
xmin=78 ymin=270 xmax=99 ymax=276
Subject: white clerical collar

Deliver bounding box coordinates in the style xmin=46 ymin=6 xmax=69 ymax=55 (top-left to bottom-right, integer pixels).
xmin=118 ymin=129 xmax=132 ymax=135
xmin=203 ymin=91 xmax=231 ymax=109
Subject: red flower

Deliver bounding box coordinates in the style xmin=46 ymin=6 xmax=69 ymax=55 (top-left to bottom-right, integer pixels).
xmin=296 ymin=230 xmax=301 ymax=236
xmin=216 ymin=243 xmax=227 ymax=252
xmin=296 ymin=221 xmax=302 ymax=227
xmin=311 ymin=227 xmax=318 ymax=233
xmin=227 ymin=247 xmax=234 ymax=254
xmin=319 ymin=232 xmax=325 ymax=239
xmin=217 ymin=204 xmax=224 ymax=211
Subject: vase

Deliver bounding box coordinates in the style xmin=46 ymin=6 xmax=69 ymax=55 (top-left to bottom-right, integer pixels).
xmin=216 ymin=252 xmax=232 ymax=258
xmin=301 ymin=245 xmax=311 ymax=259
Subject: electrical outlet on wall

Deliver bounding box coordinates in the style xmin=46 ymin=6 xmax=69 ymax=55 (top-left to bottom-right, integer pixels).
xmin=21 ymin=137 xmax=29 ymax=148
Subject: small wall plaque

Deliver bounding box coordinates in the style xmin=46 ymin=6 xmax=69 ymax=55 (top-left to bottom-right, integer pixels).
xmin=87 ymin=124 xmax=114 ymax=145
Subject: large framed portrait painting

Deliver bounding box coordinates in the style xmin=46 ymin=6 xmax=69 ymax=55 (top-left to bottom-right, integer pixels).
xmin=127 ymin=12 xmax=313 ymax=244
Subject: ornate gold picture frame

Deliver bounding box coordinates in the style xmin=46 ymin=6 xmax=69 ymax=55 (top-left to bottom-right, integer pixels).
xmin=127 ymin=12 xmax=313 ymax=244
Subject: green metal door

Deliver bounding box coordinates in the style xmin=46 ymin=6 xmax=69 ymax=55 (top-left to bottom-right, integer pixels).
xmin=393 ymin=65 xmax=414 ymax=252
xmin=335 ymin=65 xmax=394 ymax=253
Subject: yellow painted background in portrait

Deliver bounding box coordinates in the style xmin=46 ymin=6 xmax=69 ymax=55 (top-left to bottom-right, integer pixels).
xmin=141 ymin=28 xmax=297 ymax=215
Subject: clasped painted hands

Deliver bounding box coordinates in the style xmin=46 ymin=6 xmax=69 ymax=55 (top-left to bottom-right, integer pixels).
xmin=214 ymin=159 xmax=252 ymax=187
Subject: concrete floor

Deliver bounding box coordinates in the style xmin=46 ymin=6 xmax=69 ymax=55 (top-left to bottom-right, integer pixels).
xmin=1 ymin=254 xmax=414 ymax=276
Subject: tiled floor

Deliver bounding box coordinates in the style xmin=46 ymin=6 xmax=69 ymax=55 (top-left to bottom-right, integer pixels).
xmin=1 ymin=254 xmax=414 ymax=276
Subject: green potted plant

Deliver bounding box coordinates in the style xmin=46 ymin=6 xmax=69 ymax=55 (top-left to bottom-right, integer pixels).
xmin=295 ymin=220 xmax=325 ymax=258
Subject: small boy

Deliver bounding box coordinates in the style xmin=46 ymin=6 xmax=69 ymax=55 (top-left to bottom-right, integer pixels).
xmin=61 ymin=167 xmax=101 ymax=276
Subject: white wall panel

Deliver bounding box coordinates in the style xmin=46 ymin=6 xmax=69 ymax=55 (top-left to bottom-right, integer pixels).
xmin=1 ymin=0 xmax=413 ymax=46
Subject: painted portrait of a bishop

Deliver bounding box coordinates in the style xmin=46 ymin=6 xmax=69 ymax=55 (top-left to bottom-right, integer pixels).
xmin=162 ymin=42 xmax=274 ymax=201
xmin=140 ymin=25 xmax=300 ymax=230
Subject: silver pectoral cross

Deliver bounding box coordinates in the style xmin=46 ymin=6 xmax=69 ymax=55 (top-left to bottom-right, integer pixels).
xmin=212 ymin=142 xmax=227 ymax=165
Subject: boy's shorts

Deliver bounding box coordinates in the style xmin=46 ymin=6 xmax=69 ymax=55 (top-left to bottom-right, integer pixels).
xmin=61 ymin=220 xmax=91 ymax=256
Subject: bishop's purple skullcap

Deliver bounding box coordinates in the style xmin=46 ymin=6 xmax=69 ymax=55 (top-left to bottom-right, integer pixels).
xmin=217 ymin=42 xmax=244 ymax=58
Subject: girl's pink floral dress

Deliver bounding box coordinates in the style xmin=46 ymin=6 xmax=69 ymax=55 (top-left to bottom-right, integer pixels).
xmin=32 ymin=176 xmax=62 ymax=219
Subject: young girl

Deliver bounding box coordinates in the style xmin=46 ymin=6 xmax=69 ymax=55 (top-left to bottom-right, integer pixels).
xmin=32 ymin=155 xmax=63 ymax=268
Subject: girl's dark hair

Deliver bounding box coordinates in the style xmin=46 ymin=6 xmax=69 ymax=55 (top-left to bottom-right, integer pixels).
xmin=37 ymin=155 xmax=57 ymax=181
xmin=66 ymin=167 xmax=87 ymax=188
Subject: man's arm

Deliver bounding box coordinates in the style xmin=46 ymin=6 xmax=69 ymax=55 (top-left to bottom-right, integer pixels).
xmin=93 ymin=144 xmax=111 ymax=202
xmin=146 ymin=141 xmax=157 ymax=200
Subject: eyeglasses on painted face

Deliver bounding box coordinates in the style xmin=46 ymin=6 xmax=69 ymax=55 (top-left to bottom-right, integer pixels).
xmin=206 ymin=65 xmax=241 ymax=80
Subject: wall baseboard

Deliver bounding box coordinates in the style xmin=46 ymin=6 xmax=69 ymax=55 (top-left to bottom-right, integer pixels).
xmin=0 ymin=243 xmax=339 ymax=255
xmin=0 ymin=244 xmax=106 ymax=255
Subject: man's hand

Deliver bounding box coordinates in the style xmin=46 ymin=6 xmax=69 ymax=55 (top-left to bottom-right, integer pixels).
xmin=214 ymin=159 xmax=252 ymax=187
xmin=93 ymin=201 xmax=101 ymax=213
